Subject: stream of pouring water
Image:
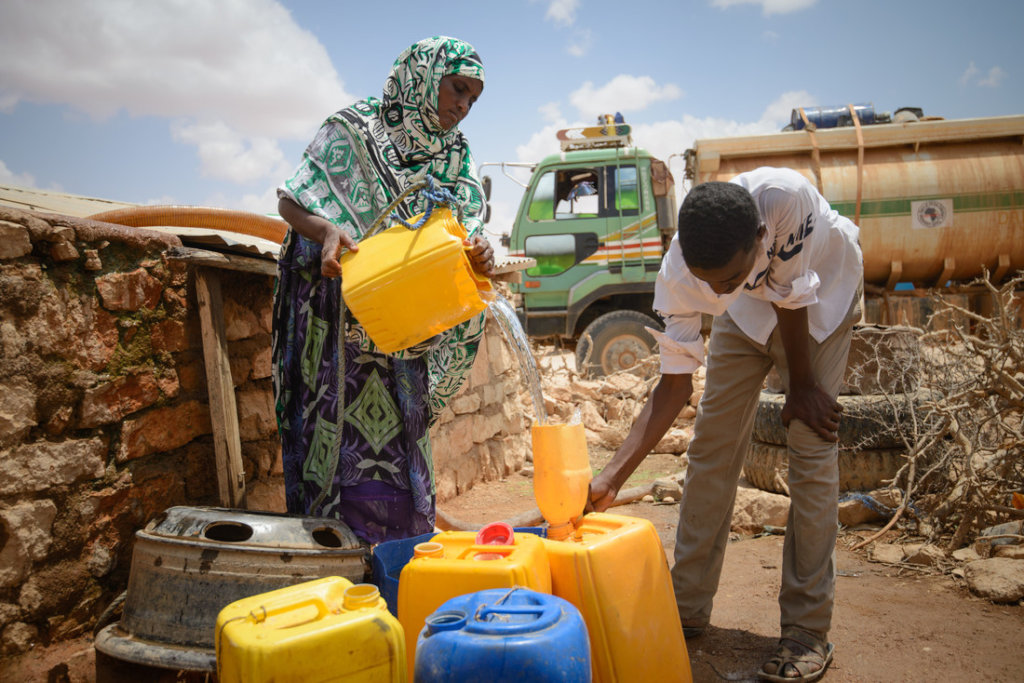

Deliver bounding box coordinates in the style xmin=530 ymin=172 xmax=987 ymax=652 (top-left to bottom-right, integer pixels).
xmin=488 ymin=294 xmax=548 ymax=425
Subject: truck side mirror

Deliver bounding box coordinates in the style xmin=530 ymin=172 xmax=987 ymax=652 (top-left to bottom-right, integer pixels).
xmin=481 ymin=175 xmax=493 ymax=223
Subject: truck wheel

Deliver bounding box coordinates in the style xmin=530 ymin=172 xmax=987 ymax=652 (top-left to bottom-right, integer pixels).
xmin=752 ymin=390 xmax=933 ymax=450
xmin=576 ymin=310 xmax=662 ymax=377
xmin=743 ymin=441 xmax=904 ymax=495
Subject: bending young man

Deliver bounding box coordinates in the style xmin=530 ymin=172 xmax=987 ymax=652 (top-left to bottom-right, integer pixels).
xmin=590 ymin=167 xmax=863 ymax=682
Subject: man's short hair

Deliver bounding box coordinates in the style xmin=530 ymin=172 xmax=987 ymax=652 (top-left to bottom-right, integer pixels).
xmin=678 ymin=182 xmax=761 ymax=270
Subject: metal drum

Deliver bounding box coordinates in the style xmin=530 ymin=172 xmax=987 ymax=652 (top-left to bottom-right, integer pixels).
xmin=95 ymin=506 xmax=368 ymax=674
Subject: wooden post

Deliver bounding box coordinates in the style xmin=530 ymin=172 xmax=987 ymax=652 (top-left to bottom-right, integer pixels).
xmin=195 ymin=268 xmax=247 ymax=508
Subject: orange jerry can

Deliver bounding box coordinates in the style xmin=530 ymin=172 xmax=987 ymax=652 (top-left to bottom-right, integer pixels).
xmin=542 ymin=512 xmax=693 ymax=683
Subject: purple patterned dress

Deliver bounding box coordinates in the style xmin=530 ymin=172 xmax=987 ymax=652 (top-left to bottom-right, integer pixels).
xmin=271 ymin=37 xmax=487 ymax=544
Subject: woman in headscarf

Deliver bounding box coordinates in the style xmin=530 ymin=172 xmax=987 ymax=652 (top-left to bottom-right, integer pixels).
xmin=272 ymin=36 xmax=494 ymax=544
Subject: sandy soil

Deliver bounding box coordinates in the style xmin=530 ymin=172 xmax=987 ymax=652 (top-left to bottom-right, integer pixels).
xmin=3 ymin=447 xmax=1021 ymax=682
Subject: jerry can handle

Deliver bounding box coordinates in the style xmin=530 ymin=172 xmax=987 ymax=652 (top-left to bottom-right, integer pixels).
xmin=473 ymin=602 xmax=561 ymax=633
xmin=245 ymin=595 xmax=331 ymax=629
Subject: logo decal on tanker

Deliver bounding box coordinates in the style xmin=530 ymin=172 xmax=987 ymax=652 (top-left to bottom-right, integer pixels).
xmin=912 ymin=199 xmax=953 ymax=229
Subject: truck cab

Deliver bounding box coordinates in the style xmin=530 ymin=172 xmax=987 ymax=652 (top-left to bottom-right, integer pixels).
xmin=490 ymin=119 xmax=677 ymax=376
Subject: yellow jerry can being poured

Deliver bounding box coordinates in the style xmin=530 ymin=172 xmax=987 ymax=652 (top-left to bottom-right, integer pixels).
xmin=340 ymin=207 xmax=493 ymax=354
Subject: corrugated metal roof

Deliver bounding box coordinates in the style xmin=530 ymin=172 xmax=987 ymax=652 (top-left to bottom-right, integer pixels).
xmin=0 ymin=184 xmax=137 ymax=217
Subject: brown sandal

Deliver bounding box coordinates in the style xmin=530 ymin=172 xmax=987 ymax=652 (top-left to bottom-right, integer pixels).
xmin=759 ymin=627 xmax=834 ymax=682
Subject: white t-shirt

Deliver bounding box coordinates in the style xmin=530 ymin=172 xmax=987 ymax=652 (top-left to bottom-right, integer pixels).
xmin=651 ymin=167 xmax=863 ymax=374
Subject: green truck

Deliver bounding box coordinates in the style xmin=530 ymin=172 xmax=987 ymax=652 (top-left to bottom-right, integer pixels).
xmin=484 ymin=120 xmax=678 ymax=376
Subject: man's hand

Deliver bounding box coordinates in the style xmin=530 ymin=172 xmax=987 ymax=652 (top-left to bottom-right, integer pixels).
xmin=588 ymin=472 xmax=619 ymax=513
xmin=771 ymin=304 xmax=841 ymax=441
xmin=587 ymin=373 xmax=693 ymax=514
xmin=781 ymin=383 xmax=842 ymax=442
xmin=465 ymin=234 xmax=495 ymax=278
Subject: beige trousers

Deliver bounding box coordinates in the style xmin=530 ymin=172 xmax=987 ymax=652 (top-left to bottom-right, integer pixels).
xmin=671 ymin=295 xmax=859 ymax=637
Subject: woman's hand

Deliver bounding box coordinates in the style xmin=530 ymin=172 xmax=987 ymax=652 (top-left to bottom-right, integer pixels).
xmin=278 ymin=196 xmax=358 ymax=279
xmin=465 ymin=234 xmax=495 ymax=278
xmin=320 ymin=224 xmax=359 ymax=279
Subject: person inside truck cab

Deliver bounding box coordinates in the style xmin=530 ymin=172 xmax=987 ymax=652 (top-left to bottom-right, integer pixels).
xmin=589 ymin=167 xmax=863 ymax=682
xmin=557 ymin=171 xmax=599 ymax=217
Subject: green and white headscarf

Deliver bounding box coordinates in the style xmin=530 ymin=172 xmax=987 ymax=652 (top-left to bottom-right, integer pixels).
xmin=279 ymin=35 xmax=487 ymax=239
xmin=381 ymin=35 xmax=485 ymax=164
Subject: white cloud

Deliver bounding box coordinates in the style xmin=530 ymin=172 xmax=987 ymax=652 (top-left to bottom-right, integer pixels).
xmin=712 ymin=0 xmax=818 ymax=15
xmin=959 ymin=62 xmax=980 ymax=86
xmin=570 ymin=75 xmax=684 ymax=120
xmin=633 ymin=89 xmax=812 ymax=157
xmin=0 ymin=0 xmax=351 ymax=137
xmin=202 ymin=185 xmax=282 ymax=215
xmin=143 ymin=194 xmax=178 ymax=206
xmin=567 ymin=28 xmax=593 ymax=57
xmin=0 ymin=0 xmax=354 ymax=184
xmin=959 ymin=62 xmax=1007 ymax=88
xmin=538 ymin=102 xmax=564 ymax=124
xmin=760 ymin=90 xmax=815 ymax=127
xmin=979 ymin=66 xmax=1006 ymax=88
xmin=172 ymin=120 xmax=292 ymax=184
xmin=516 ymin=123 xmax=568 ymax=166
xmin=0 ymin=91 xmax=19 ymax=115
xmin=0 ymin=160 xmax=38 ymax=188
xmin=541 ymin=0 xmax=581 ymax=26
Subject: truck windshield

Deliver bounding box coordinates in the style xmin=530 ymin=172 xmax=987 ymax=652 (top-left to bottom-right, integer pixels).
xmin=527 ymin=166 xmax=639 ymax=222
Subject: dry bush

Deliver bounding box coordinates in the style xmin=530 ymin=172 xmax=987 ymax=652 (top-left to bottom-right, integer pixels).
xmin=852 ymin=273 xmax=1024 ymax=551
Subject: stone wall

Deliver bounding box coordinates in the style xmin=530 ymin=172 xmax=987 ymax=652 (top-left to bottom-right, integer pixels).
xmin=0 ymin=206 xmax=529 ymax=655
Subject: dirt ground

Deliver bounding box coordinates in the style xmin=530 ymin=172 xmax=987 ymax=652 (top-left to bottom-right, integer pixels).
xmin=3 ymin=447 xmax=1022 ymax=683
xmin=439 ymin=447 xmax=1024 ymax=683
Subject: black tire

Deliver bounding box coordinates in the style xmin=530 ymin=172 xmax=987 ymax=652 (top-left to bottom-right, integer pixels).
xmin=752 ymin=390 xmax=931 ymax=450
xmin=744 ymin=441 xmax=904 ymax=495
xmin=576 ymin=310 xmax=662 ymax=377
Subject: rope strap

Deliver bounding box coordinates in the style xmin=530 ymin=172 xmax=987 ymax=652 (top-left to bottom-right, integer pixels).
xmin=847 ymin=103 xmax=865 ymax=225
xmin=365 ymin=174 xmax=465 ymax=239
xmin=798 ymin=107 xmax=825 ymax=195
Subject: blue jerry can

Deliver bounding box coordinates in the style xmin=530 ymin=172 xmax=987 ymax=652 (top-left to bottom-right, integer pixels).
xmin=414 ymin=587 xmax=590 ymax=683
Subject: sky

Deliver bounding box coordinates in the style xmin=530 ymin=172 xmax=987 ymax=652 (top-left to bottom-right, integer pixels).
xmin=1 ymin=0 xmax=1021 ymax=251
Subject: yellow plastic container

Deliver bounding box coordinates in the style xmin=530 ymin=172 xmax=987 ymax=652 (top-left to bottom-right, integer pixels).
xmin=216 ymin=576 xmax=406 ymax=683
xmin=542 ymin=512 xmax=692 ymax=683
xmin=531 ymin=423 xmax=592 ymax=540
xmin=340 ymin=207 xmax=493 ymax=354
xmin=397 ymin=530 xmax=552 ymax=680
